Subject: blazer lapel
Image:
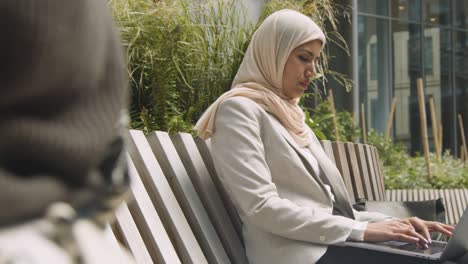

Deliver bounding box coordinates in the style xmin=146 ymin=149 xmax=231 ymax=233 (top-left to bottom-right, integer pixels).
xmin=266 ymin=114 xmax=355 ymax=219
xmin=266 ymin=115 xmax=329 ymax=191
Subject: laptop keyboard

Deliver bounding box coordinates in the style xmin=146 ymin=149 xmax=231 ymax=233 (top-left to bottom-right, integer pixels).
xmin=395 ymin=242 xmax=446 ymax=255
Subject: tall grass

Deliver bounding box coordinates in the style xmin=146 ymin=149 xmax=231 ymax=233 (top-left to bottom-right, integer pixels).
xmin=111 ymin=0 xmax=253 ymax=133
xmin=111 ymin=0 xmax=351 ymax=133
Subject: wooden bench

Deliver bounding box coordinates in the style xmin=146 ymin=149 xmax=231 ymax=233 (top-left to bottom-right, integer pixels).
xmin=320 ymin=140 xmax=468 ymax=225
xmin=111 ymin=130 xmax=245 ymax=263
xmin=109 ymin=130 xmax=467 ymax=263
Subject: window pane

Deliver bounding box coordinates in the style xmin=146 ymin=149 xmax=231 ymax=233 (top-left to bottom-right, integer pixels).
xmin=423 ymin=0 xmax=450 ymax=25
xmin=391 ymin=0 xmax=422 ymax=22
xmin=358 ymin=16 xmax=391 ymax=133
xmin=455 ymin=30 xmax=468 ymax=156
xmin=358 ymin=0 xmax=389 ymax=16
xmin=392 ymin=21 xmax=422 ymax=151
xmin=423 ymin=27 xmax=451 ymax=153
xmin=454 ymin=0 xmax=468 ymax=28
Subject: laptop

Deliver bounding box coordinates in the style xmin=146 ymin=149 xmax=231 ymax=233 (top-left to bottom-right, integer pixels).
xmin=340 ymin=209 xmax=468 ymax=261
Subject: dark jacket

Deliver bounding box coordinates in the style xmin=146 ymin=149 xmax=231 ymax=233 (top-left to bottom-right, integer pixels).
xmin=0 ymin=0 xmax=129 ymax=226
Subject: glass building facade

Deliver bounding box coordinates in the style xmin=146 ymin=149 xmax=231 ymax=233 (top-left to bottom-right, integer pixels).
xmin=355 ymin=0 xmax=468 ymax=155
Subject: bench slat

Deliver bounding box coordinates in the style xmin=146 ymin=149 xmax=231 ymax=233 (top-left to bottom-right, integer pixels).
xmin=127 ymin=130 xmax=207 ymax=264
xmin=460 ymin=189 xmax=468 ymax=212
xmin=371 ymin=148 xmax=387 ymax=200
xmin=114 ymin=203 xmax=153 ymax=264
xmin=172 ymin=133 xmax=248 ymax=264
xmin=353 ymin=144 xmax=374 ymax=200
xmin=320 ymin=140 xmax=336 ymax=164
xmin=444 ymin=189 xmax=456 ymax=225
xmin=331 ymin=142 xmax=356 ymax=202
xmin=449 ymin=189 xmax=461 ymax=224
xmin=126 ymin=155 xmax=180 ymax=263
xmin=104 ymin=225 xmax=136 ymax=264
xmin=364 ymin=145 xmax=380 ymax=200
xmin=147 ymin=131 xmax=230 ymax=264
xmin=344 ymin=143 xmax=366 ymax=200
xmin=195 ymin=137 xmax=244 ymax=240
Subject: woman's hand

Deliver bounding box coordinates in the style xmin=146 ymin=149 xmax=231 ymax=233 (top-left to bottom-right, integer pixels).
xmin=397 ymin=217 xmax=454 ymax=241
xmin=363 ymin=217 xmax=455 ymax=248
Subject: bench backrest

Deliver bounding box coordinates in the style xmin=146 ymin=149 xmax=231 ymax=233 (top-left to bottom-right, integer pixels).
xmin=320 ymin=140 xmax=386 ymax=202
xmin=113 ymin=130 xmax=387 ymax=263
xmin=125 ymin=130 xmax=246 ymax=264
xmin=111 ymin=130 xmax=467 ymax=263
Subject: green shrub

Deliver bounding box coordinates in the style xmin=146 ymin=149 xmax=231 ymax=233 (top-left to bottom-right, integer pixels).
xmin=367 ymin=130 xmax=468 ymax=189
xmin=305 ymin=100 xmax=360 ymax=141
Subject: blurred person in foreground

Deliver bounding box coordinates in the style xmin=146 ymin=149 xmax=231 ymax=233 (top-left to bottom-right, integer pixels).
xmin=0 ymin=0 xmax=133 ymax=262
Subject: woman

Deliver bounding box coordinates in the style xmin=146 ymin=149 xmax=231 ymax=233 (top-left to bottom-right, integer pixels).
xmin=195 ymin=9 xmax=453 ymax=264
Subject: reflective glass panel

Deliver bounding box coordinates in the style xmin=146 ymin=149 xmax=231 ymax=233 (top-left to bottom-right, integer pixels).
xmin=454 ymin=0 xmax=468 ymax=28
xmin=358 ymin=0 xmax=389 ymax=16
xmin=422 ymin=26 xmax=451 ymax=153
xmin=391 ymin=0 xmax=422 ymax=22
xmin=392 ymin=21 xmax=422 ymax=151
xmin=358 ymin=16 xmax=391 ymax=133
xmin=455 ymin=30 xmax=468 ymax=156
xmin=423 ymin=0 xmax=450 ymax=25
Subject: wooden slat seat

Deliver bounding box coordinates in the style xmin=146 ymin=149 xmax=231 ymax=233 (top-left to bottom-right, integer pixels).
xmin=320 ymin=141 xmax=467 ymax=225
xmin=386 ymin=189 xmax=468 ymax=225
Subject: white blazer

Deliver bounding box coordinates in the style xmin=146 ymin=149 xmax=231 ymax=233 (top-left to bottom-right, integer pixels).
xmin=211 ymin=97 xmax=391 ymax=264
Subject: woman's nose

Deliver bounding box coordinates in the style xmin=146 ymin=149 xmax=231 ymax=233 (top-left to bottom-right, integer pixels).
xmin=305 ymin=65 xmax=316 ymax=78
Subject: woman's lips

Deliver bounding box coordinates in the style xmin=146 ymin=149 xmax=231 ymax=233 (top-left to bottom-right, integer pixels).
xmin=299 ymin=81 xmax=309 ymax=89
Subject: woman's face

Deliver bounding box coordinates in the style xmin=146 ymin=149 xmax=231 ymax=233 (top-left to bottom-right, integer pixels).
xmin=281 ymin=40 xmax=322 ymax=99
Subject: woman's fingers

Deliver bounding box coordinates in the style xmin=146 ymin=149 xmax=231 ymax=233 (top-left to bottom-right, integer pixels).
xmin=406 ymin=217 xmax=431 ymax=243
xmin=398 ymin=224 xmax=429 ymax=244
xmin=425 ymin=221 xmax=454 ymax=237
xmin=390 ymin=232 xmax=420 ymax=244
xmin=364 ymin=221 xmax=427 ymax=244
xmin=364 ymin=218 xmax=457 ymax=246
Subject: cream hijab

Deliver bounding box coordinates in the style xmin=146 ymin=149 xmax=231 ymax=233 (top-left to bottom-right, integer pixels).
xmin=194 ymin=9 xmax=326 ymax=147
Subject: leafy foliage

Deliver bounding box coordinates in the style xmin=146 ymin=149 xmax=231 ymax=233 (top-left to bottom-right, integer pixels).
xmin=111 ymin=0 xmax=352 ymax=134
xmin=305 ymin=100 xmax=360 ymax=141
xmin=111 ymin=0 xmax=253 ymax=133
xmin=367 ymin=130 xmax=468 ymax=189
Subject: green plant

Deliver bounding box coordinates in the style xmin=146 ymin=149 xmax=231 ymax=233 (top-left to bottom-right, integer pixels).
xmin=111 ymin=0 xmax=253 ymax=133
xmin=367 ymin=130 xmax=468 ymax=189
xmin=304 ymin=100 xmax=360 ymax=141
xmin=111 ymin=0 xmax=352 ymax=134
